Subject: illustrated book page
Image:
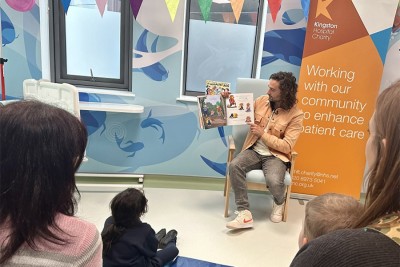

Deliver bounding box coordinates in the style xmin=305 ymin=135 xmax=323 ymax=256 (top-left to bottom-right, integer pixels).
xmin=205 ymin=80 xmax=230 ymax=95
xmin=225 ymin=93 xmax=254 ymax=126
xmin=197 ymin=95 xmax=227 ymax=129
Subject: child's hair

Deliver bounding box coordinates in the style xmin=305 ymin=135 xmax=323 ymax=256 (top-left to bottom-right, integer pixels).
xmin=304 ymin=193 xmax=363 ymax=241
xmin=102 ymin=188 xmax=148 ymax=254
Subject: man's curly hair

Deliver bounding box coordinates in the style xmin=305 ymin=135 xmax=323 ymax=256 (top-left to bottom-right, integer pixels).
xmin=269 ymin=71 xmax=298 ymax=110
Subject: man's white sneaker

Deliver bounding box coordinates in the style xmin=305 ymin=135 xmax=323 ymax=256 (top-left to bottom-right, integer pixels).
xmin=270 ymin=202 xmax=284 ymax=223
xmin=226 ymin=210 xmax=253 ymax=229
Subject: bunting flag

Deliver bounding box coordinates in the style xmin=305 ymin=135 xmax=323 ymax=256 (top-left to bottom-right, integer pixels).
xmin=198 ymin=0 xmax=213 ymax=22
xmin=165 ymin=0 xmax=180 ymax=22
xmin=130 ymin=0 xmax=144 ymax=19
xmin=230 ymin=0 xmax=245 ymax=23
xmin=268 ymin=0 xmax=282 ymax=22
xmin=61 ymin=0 xmax=71 ymax=14
xmin=96 ymin=0 xmax=108 ymax=17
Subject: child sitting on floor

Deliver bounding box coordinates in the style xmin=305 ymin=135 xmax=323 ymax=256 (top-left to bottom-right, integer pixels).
xmin=102 ymin=188 xmax=179 ymax=266
xmin=298 ymin=192 xmax=363 ymax=248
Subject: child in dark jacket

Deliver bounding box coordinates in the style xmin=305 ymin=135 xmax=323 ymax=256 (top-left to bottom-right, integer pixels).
xmin=102 ymin=188 xmax=179 ymax=267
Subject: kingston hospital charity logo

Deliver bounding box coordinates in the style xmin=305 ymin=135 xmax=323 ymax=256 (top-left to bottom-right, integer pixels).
xmin=316 ymin=0 xmax=334 ymax=20
xmin=313 ymin=0 xmax=337 ymax=41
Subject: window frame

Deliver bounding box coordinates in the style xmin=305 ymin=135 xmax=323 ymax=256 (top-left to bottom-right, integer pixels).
xmin=49 ymin=0 xmax=133 ymax=90
xmin=182 ymin=0 xmax=265 ymax=97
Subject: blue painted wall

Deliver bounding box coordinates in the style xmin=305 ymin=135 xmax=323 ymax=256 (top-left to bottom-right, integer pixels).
xmin=1 ymin=1 xmax=230 ymax=178
xmin=2 ymin=0 xmax=398 ymax=179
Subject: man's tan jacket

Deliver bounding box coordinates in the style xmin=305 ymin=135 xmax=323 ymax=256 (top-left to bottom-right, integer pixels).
xmin=241 ymin=95 xmax=304 ymax=162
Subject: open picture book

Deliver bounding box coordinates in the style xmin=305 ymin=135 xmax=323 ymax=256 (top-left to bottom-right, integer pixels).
xmin=198 ymin=93 xmax=254 ymax=129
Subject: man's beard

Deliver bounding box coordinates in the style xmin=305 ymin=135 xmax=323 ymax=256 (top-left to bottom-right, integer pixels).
xmin=270 ymin=100 xmax=276 ymax=110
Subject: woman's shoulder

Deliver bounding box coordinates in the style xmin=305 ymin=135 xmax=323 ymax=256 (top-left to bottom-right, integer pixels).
xmin=55 ymin=214 xmax=100 ymax=248
xmin=27 ymin=214 xmax=102 ymax=263
xmin=56 ymin=214 xmax=98 ymax=234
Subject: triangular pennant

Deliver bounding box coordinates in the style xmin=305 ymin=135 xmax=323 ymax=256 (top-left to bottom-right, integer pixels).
xmin=96 ymin=0 xmax=108 ymax=17
xmin=268 ymin=0 xmax=282 ymax=23
xmin=130 ymin=0 xmax=144 ymax=19
xmin=198 ymin=0 xmax=213 ymax=22
xmin=165 ymin=0 xmax=180 ymax=22
xmin=370 ymin=28 xmax=392 ymax=65
xmin=61 ymin=0 xmax=72 ymax=14
xmin=230 ymin=0 xmax=245 ymax=23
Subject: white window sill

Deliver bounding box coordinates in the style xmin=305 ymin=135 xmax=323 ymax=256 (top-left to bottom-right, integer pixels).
xmin=79 ymin=102 xmax=144 ymax=113
xmin=176 ymin=95 xmax=197 ymax=103
xmin=78 ymin=88 xmax=143 ymax=113
xmin=77 ymin=87 xmax=135 ymax=97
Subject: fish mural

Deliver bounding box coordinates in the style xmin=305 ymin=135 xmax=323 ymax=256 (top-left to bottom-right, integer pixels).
xmin=262 ymin=3 xmax=307 ymax=68
xmin=132 ymin=0 xmax=183 ymax=70
xmin=282 ymin=9 xmax=305 ymax=26
xmin=140 ymin=109 xmax=165 ymax=143
xmin=23 ymin=3 xmax=41 ymax=79
xmin=1 ymin=9 xmax=18 ymax=46
xmin=79 ymin=93 xmax=107 ymax=136
xmin=115 ymin=133 xmax=144 ymax=157
xmin=218 ymin=126 xmax=227 ymax=147
xmin=200 ymin=155 xmax=227 ymax=176
xmin=301 ymin=0 xmax=310 ymax=22
xmin=133 ymin=29 xmax=169 ymax=81
xmin=86 ymin=106 xmax=199 ymax=171
xmin=198 ymin=125 xmax=228 ymax=175
xmin=262 ymin=28 xmax=306 ymax=66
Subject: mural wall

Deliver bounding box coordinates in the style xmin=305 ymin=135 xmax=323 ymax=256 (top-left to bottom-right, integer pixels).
xmin=1 ymin=0 xmax=400 ymax=183
xmin=259 ymin=0 xmax=307 ymax=80
xmin=0 ymin=0 xmax=230 ymax=178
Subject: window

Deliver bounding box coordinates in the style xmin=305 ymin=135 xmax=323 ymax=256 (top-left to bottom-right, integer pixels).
xmin=49 ymin=0 xmax=132 ymax=90
xmin=183 ymin=0 xmax=264 ymax=96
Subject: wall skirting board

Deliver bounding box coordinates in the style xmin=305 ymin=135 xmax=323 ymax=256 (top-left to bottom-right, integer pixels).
xmin=75 ymin=174 xmax=225 ymax=192
xmin=76 ymin=173 xmax=144 ymax=192
xmin=74 ymin=174 xmax=365 ymax=203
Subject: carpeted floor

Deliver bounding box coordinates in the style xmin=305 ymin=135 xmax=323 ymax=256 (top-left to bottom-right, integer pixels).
xmin=77 ymin=187 xmax=306 ymax=267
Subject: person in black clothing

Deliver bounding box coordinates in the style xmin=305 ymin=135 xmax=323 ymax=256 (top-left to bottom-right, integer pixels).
xmin=102 ymin=188 xmax=179 ymax=267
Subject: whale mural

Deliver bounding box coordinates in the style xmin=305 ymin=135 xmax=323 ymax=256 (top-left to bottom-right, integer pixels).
xmin=86 ymin=106 xmax=198 ymax=171
xmin=1 ymin=9 xmax=18 ymax=46
xmin=262 ymin=28 xmax=306 ymax=66
xmin=23 ymin=4 xmax=41 ymax=79
xmin=133 ymin=29 xmax=169 ymax=81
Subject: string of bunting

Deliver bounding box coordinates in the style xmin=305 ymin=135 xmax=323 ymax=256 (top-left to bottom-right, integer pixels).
xmin=4 ymin=0 xmax=287 ymax=24
xmin=58 ymin=0 xmax=253 ymax=23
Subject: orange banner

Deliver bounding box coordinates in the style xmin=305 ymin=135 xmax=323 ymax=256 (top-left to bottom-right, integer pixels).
xmin=293 ymin=0 xmax=398 ymax=199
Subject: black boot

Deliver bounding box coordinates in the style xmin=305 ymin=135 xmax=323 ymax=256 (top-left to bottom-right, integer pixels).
xmin=159 ymin=229 xmax=178 ymax=249
xmin=155 ymin=228 xmax=166 ymax=244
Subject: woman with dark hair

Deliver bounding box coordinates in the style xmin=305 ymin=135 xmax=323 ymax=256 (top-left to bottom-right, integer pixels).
xmin=102 ymin=188 xmax=179 ymax=267
xmin=0 ymin=100 xmax=102 ymax=266
xmin=290 ymin=81 xmax=400 ymax=266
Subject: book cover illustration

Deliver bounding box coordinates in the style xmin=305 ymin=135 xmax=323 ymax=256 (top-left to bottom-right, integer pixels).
xmin=205 ymin=80 xmax=230 ymax=96
xmin=197 ymin=95 xmax=227 ymax=129
xmin=226 ymin=93 xmax=254 ymax=126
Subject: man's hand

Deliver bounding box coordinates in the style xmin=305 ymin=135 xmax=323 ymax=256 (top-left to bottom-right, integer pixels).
xmin=249 ymin=123 xmax=265 ymax=137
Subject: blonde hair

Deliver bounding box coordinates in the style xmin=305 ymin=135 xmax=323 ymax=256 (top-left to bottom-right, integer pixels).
xmin=304 ymin=193 xmax=363 ymax=241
